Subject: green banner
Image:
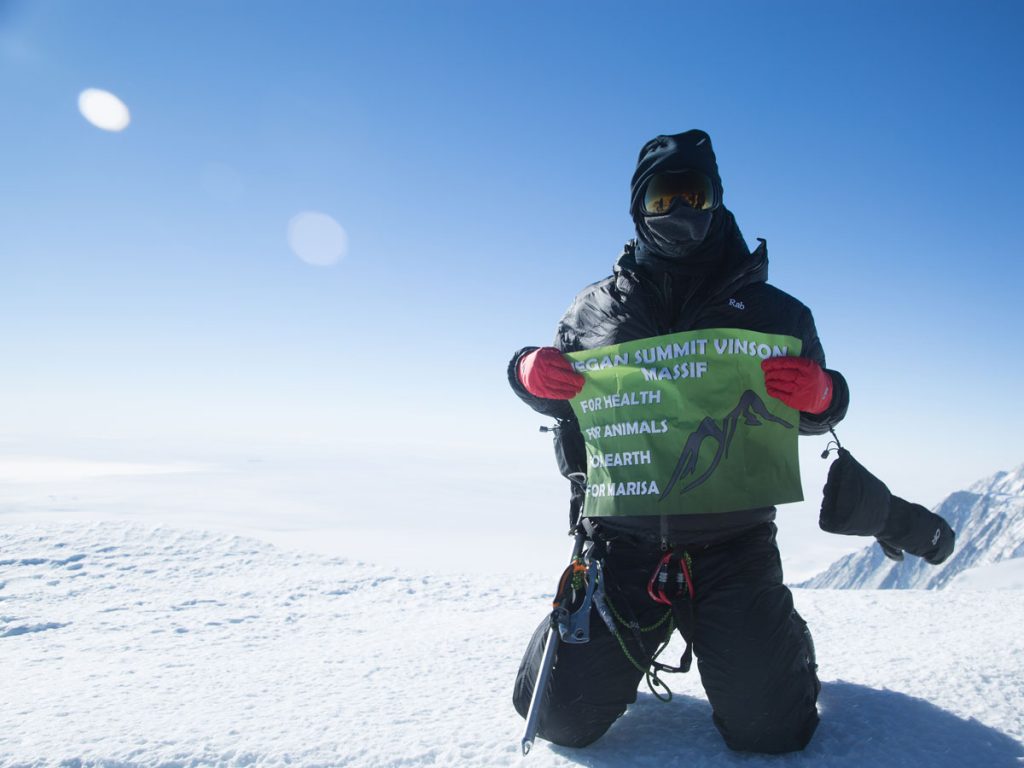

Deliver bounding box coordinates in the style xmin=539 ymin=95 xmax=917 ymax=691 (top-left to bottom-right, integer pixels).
xmin=566 ymin=328 xmax=804 ymax=517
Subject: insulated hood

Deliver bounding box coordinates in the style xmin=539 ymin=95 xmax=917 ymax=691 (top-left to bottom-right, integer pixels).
xmin=629 ymin=129 xmax=724 ymax=221
xmin=629 ymin=129 xmax=727 ymax=268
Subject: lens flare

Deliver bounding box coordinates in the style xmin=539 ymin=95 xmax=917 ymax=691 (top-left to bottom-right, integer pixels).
xmin=287 ymin=211 xmax=348 ymax=266
xmin=78 ymin=88 xmax=131 ymax=132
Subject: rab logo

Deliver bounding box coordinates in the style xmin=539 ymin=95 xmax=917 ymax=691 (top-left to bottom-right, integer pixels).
xmin=728 ymin=298 xmax=746 ymax=310
xmin=932 ymin=528 xmax=941 ymax=546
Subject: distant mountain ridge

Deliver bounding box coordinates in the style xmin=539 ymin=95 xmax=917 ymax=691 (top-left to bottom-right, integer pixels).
xmin=799 ymin=463 xmax=1024 ymax=589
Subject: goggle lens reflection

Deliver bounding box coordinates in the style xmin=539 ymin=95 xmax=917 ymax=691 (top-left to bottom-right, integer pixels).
xmin=642 ymin=170 xmax=715 ymax=213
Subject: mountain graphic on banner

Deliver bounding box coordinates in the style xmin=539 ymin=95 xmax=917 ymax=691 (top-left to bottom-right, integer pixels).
xmin=661 ymin=389 xmax=794 ymax=498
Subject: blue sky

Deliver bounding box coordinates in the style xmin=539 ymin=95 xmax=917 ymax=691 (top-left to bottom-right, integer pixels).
xmin=1 ymin=1 xmax=1022 ymax=573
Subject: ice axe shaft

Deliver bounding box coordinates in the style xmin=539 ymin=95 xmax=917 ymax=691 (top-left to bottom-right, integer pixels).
xmin=520 ymin=623 xmax=558 ymax=756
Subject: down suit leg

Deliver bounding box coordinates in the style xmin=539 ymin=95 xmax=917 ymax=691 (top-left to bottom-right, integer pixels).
xmin=512 ymin=523 xmax=819 ymax=754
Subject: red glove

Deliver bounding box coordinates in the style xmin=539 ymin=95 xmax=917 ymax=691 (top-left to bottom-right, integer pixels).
xmin=761 ymin=356 xmax=833 ymax=414
xmin=517 ymin=347 xmax=584 ymax=400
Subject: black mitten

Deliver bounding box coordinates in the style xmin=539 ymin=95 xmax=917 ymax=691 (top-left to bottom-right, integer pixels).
xmin=819 ymin=449 xmax=956 ymax=566
xmin=877 ymin=496 xmax=955 ymax=565
xmin=819 ymin=448 xmax=892 ymax=536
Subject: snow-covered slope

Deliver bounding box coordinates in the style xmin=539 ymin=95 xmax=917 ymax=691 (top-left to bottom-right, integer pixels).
xmin=949 ymin=558 xmax=1024 ymax=590
xmin=800 ymin=463 xmax=1024 ymax=590
xmin=2 ymin=521 xmax=1023 ymax=767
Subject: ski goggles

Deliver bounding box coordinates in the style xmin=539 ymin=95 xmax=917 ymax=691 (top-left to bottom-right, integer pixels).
xmin=641 ymin=170 xmax=716 ymax=214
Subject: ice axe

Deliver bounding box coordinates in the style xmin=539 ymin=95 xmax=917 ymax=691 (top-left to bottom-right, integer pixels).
xmin=520 ymin=527 xmax=591 ymax=756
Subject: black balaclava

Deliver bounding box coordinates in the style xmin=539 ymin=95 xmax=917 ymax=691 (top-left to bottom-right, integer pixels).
xmin=630 ymin=129 xmax=726 ymax=272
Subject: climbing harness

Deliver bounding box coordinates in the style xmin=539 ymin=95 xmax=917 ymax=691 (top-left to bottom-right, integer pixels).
xmin=586 ymin=543 xmax=699 ymax=703
xmin=523 ymin=534 xmax=701 ymax=756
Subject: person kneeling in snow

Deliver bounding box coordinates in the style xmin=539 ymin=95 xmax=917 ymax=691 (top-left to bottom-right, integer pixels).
xmin=508 ymin=130 xmax=849 ymax=754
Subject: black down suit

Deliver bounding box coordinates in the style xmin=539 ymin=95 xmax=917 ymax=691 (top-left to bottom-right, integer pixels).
xmin=508 ymin=132 xmax=849 ymax=754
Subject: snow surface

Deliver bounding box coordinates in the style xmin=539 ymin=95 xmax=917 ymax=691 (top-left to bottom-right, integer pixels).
xmin=2 ymin=521 xmax=1023 ymax=767
xmin=949 ymin=558 xmax=1024 ymax=590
